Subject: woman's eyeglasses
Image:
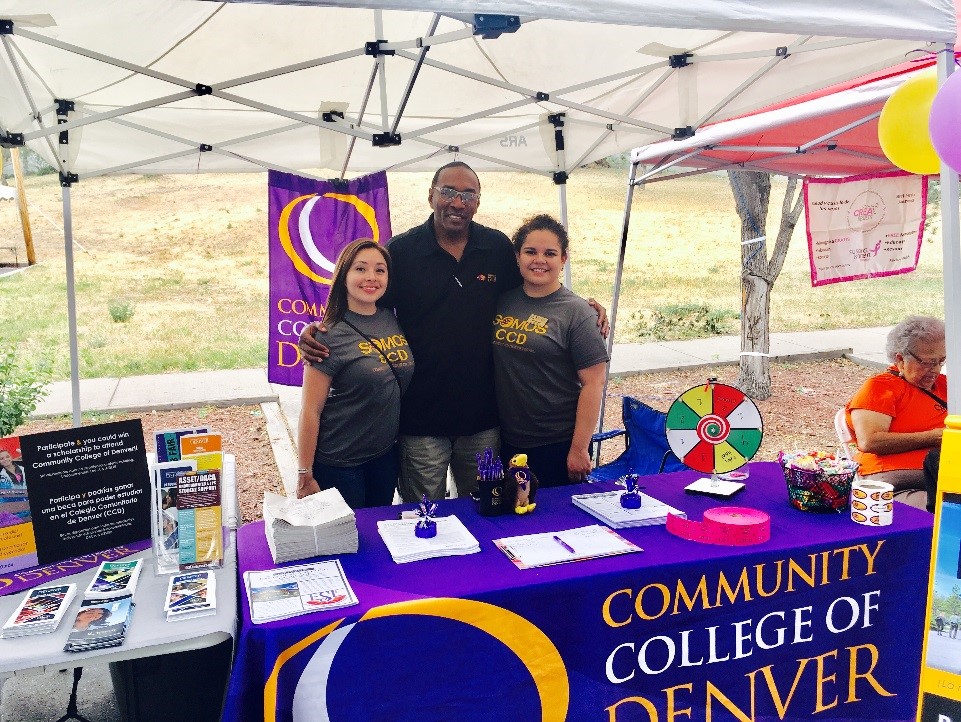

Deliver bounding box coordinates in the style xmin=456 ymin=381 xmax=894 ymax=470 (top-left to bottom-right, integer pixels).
xmin=906 ymin=350 xmax=946 ymax=369
xmin=433 ymin=186 xmax=480 ymax=204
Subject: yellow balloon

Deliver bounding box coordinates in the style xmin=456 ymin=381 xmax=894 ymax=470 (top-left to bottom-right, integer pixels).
xmin=878 ymin=72 xmax=941 ymax=175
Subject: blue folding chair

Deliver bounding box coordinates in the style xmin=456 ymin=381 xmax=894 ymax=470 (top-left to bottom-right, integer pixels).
xmin=590 ymin=396 xmax=686 ymax=482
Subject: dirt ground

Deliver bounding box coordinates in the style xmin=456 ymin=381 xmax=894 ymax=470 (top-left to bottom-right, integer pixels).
xmin=15 ymin=358 xmax=876 ymax=523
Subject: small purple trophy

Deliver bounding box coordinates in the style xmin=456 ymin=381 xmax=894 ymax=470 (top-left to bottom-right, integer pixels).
xmin=415 ymin=494 xmax=438 ymax=538
xmin=620 ymin=470 xmax=642 ymax=509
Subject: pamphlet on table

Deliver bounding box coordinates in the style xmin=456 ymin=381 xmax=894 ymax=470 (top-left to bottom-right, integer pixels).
xmin=244 ymin=559 xmax=357 ymax=624
xmin=377 ymin=516 xmax=480 ymax=564
xmin=63 ymin=594 xmax=135 ymax=653
xmin=179 ymin=433 xmax=223 ymax=472
xmin=263 ymin=489 xmax=358 ymax=563
xmin=493 ymin=524 xmax=642 ymax=569
xmin=164 ymin=570 xmax=217 ymax=622
xmin=1 ymin=583 xmax=76 ymax=638
xmin=152 ymin=459 xmax=196 ymax=574
xmin=154 ymin=427 xmax=208 ymax=463
xmin=84 ymin=558 xmax=143 ymax=599
xmin=571 ymin=490 xmax=687 ymax=528
xmin=176 ymin=469 xmax=223 ymax=571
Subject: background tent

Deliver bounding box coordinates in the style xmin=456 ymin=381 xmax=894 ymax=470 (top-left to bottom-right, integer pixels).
xmin=623 ymin=53 xmax=961 ymax=411
xmin=0 ymin=0 xmax=956 ymax=421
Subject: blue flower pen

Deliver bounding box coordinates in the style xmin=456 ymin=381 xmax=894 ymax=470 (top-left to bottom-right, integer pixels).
xmin=620 ymin=469 xmax=643 ymax=509
xmin=415 ymin=493 xmax=438 ymax=538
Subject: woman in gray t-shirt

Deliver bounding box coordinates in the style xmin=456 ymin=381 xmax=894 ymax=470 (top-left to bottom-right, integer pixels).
xmin=296 ymin=239 xmax=414 ymax=508
xmin=492 ymin=215 xmax=609 ymax=487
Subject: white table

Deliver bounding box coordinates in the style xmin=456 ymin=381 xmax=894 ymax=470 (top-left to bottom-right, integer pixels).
xmin=0 ymin=454 xmax=240 ymax=718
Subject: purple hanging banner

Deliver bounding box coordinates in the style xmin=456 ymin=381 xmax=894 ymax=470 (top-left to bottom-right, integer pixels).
xmin=267 ymin=170 xmax=391 ymax=386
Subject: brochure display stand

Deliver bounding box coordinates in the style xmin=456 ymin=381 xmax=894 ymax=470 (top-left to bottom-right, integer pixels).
xmin=150 ymin=430 xmax=228 ymax=577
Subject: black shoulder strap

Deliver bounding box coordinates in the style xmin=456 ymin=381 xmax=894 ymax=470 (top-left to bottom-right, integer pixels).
xmin=341 ymin=317 xmax=403 ymax=388
xmin=888 ymin=369 xmax=947 ymax=407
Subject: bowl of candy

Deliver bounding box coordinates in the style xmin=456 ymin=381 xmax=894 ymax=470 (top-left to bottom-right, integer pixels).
xmin=778 ymin=450 xmax=858 ymax=513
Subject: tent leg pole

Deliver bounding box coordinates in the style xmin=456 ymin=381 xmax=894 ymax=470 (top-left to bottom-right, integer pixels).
xmin=595 ymin=160 xmax=639 ymax=465
xmin=938 ymin=46 xmax=960 ymax=415
xmin=62 ymin=184 xmax=81 ymax=427
xmin=559 ymin=182 xmax=571 ymax=288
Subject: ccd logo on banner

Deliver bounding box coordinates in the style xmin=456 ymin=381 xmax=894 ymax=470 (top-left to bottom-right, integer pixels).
xmin=274 ymin=191 xmax=380 ymax=369
xmin=275 ymin=298 xmax=325 ymax=368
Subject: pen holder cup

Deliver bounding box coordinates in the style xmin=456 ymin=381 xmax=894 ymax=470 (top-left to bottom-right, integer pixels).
xmin=476 ymin=477 xmax=508 ymax=516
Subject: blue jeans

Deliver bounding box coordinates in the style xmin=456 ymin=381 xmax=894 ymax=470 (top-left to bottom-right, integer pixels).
xmin=313 ymin=445 xmax=398 ymax=509
xmin=500 ymin=438 xmax=573 ymax=489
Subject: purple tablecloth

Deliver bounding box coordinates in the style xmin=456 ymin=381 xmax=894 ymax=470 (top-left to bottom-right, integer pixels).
xmin=224 ymin=462 xmax=932 ymax=722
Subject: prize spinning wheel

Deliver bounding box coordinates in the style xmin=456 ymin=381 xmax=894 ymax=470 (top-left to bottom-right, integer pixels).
xmin=665 ymin=380 xmax=763 ymax=474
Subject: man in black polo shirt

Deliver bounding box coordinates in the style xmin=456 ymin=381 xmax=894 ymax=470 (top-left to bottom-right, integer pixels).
xmin=300 ymin=161 xmax=605 ymax=502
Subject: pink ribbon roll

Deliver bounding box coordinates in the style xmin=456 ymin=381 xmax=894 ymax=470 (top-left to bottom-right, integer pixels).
xmin=666 ymin=506 xmax=770 ymax=546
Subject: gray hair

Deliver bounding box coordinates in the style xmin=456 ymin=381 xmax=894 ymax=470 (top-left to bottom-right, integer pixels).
xmin=885 ymin=315 xmax=945 ymax=362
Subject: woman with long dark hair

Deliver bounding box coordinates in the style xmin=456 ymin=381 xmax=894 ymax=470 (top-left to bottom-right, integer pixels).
xmin=296 ymin=239 xmax=414 ymax=508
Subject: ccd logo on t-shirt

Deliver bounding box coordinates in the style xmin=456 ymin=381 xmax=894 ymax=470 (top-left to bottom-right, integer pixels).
xmin=476 ymin=273 xmax=497 ymax=283
xmin=493 ymin=313 xmax=549 ymax=346
xmin=359 ymin=335 xmax=411 ymax=363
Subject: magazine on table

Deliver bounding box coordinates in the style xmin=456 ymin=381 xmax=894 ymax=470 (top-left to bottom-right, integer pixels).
xmin=84 ymin=559 xmax=144 ymax=599
xmin=63 ymin=595 xmax=135 ymax=653
xmin=244 ymin=559 xmax=358 ymax=624
xmin=493 ymin=524 xmax=642 ymax=570
xmin=1 ymin=583 xmax=76 ymax=638
xmin=164 ymin=570 xmax=217 ymax=622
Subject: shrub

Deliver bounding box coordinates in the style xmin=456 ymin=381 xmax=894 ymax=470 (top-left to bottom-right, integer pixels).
xmin=0 ymin=342 xmax=52 ymax=436
xmin=628 ymin=303 xmax=740 ymax=341
xmin=108 ymin=299 xmax=136 ymax=323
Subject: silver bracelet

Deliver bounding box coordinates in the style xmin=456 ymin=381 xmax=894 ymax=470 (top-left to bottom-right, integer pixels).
xmin=297 ymin=468 xmax=310 ymax=475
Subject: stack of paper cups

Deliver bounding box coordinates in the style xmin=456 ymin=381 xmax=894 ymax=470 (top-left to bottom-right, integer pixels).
xmin=850 ymin=478 xmax=894 ymax=526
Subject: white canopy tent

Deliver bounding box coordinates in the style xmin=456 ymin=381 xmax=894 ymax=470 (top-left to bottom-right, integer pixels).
xmin=0 ymin=0 xmax=956 ymax=422
xmin=621 ymin=54 xmax=961 ymax=412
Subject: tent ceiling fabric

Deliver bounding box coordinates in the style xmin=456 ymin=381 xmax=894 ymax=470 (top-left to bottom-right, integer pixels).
xmin=629 ymin=70 xmax=920 ymax=178
xmin=0 ymin=1 xmax=954 ymax=177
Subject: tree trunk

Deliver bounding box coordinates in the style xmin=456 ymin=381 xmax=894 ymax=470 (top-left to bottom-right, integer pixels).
xmin=737 ymin=273 xmax=773 ymax=398
xmin=728 ymin=171 xmax=803 ymax=401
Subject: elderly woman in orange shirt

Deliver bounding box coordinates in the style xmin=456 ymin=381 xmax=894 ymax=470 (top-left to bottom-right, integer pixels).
xmin=845 ymin=315 xmax=946 ymax=511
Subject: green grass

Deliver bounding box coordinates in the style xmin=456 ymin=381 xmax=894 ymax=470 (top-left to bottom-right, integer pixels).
xmin=0 ymin=168 xmax=945 ymax=381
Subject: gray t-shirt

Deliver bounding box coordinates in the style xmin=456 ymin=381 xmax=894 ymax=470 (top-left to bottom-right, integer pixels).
xmin=492 ymin=286 xmax=609 ymax=447
xmin=310 ymin=309 xmax=414 ymax=466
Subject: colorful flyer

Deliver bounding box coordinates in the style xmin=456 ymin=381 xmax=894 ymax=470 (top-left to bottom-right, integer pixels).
xmin=176 ymin=470 xmax=223 ymax=570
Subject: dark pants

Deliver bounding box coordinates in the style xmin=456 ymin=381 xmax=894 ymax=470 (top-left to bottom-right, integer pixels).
xmin=501 ymin=439 xmax=573 ymax=489
xmin=924 ymin=446 xmax=942 ymax=513
xmin=313 ymin=445 xmax=398 ymax=510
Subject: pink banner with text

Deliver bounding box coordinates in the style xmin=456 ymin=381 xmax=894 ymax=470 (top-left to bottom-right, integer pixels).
xmin=803 ymin=170 xmax=927 ymax=287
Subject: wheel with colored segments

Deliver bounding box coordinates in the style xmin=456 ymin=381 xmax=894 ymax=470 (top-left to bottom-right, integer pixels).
xmin=665 ymin=382 xmax=763 ymax=474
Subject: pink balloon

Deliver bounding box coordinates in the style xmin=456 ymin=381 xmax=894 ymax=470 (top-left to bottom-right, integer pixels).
xmin=930 ymin=70 xmax=961 ymax=173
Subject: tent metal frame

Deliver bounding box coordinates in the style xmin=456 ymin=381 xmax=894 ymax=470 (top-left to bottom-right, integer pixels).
xmin=0 ymin=6 xmax=956 ymax=422
xmin=608 ymin=45 xmax=961 ymax=425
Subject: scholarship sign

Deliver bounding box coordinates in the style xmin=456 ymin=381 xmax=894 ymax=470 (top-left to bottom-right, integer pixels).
xmin=267 ymin=170 xmax=391 ymax=386
xmin=918 ymin=415 xmax=961 ymax=722
xmin=0 ymin=419 xmax=152 ymax=594
xmin=804 ymin=171 xmax=927 ymax=287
